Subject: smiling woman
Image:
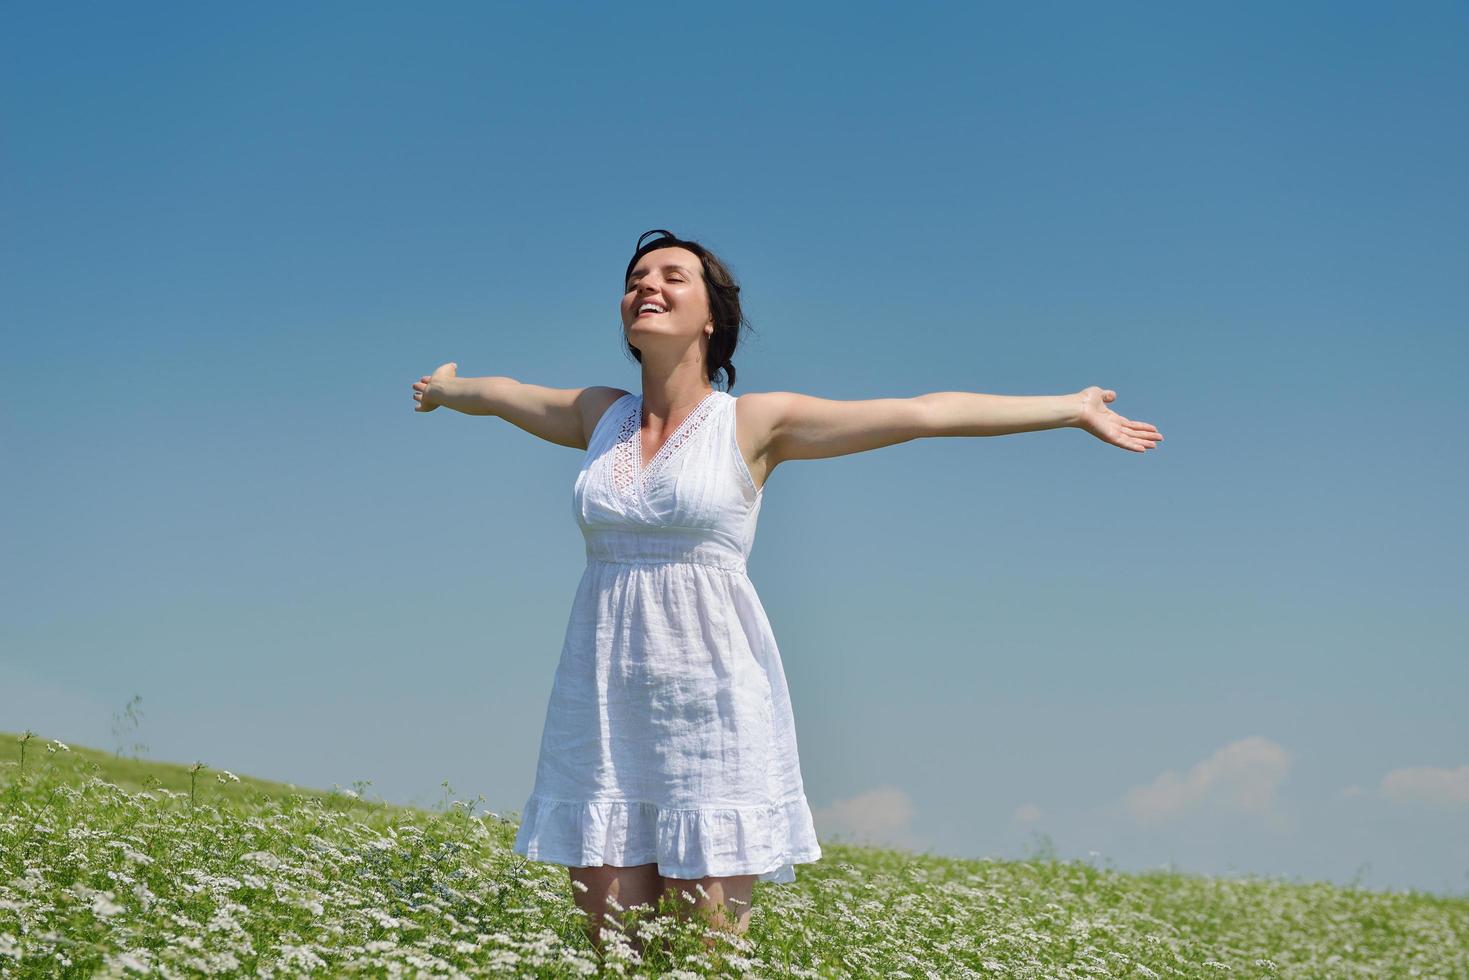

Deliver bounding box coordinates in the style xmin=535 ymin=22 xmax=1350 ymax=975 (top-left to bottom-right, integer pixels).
xmin=619 ymin=229 xmax=753 ymax=393
xmin=496 ymin=230 xmax=822 ymax=960
xmin=409 ymin=227 xmax=1163 ymax=961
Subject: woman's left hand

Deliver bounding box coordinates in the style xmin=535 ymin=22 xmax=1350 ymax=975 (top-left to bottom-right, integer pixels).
xmin=1075 ymin=386 xmax=1164 ymax=453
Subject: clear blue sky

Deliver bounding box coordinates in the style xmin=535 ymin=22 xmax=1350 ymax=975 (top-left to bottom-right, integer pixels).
xmin=3 ymin=2 xmax=1465 ymax=896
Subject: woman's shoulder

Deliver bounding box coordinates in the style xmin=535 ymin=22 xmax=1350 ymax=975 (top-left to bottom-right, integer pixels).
xmin=582 ymin=387 xmax=634 ymax=445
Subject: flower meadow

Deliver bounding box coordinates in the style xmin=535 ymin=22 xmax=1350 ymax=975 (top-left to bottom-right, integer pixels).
xmin=2 ymin=731 xmax=1466 ymax=979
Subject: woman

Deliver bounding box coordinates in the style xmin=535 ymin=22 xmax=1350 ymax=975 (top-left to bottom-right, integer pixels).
xmin=411 ymin=229 xmax=1163 ymax=958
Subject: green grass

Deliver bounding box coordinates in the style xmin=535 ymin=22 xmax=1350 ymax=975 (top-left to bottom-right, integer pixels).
xmin=2 ymin=729 xmax=1466 ymax=978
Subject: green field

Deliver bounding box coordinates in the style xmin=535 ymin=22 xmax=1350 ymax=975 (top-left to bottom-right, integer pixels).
xmin=2 ymin=729 xmax=1465 ymax=978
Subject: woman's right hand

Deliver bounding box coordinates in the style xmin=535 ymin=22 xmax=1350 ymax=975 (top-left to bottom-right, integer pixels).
xmin=412 ymin=362 xmax=459 ymax=412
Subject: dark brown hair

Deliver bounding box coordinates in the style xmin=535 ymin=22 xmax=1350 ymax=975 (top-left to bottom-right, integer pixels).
xmin=623 ymin=229 xmax=752 ymax=392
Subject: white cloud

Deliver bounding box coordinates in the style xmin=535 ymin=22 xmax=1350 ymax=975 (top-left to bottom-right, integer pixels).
xmin=1013 ymin=802 xmax=1043 ymax=824
xmin=1122 ymin=736 xmax=1292 ymax=827
xmin=811 ymin=786 xmax=921 ymax=850
xmin=1379 ymin=765 xmax=1469 ymax=807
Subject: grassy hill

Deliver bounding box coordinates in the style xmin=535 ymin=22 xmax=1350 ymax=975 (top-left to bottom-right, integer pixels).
xmin=1 ymin=729 xmax=405 ymax=817
xmin=2 ymin=728 xmax=1466 ymax=978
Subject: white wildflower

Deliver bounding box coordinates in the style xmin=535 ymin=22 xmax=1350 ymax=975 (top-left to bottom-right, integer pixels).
xmin=240 ymin=850 xmax=282 ymax=869
xmin=278 ymin=944 xmax=328 ymax=971
xmin=207 ymin=950 xmax=240 ymax=971
xmin=105 ymin=950 xmax=151 ymax=973
xmin=91 ymin=891 xmax=125 ymax=918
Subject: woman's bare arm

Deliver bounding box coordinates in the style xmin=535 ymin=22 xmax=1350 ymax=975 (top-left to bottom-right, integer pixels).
xmin=762 ymin=385 xmax=1162 ymax=466
xmin=425 ymin=372 xmax=516 ymax=416
xmin=412 ymin=362 xmax=628 ymax=450
xmin=915 ymin=390 xmax=1082 ymax=437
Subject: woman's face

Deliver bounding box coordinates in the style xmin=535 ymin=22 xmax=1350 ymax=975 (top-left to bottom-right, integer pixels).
xmin=621 ymin=246 xmax=712 ymax=349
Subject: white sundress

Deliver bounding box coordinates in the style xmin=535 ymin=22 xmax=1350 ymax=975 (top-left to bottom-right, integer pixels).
xmin=512 ymin=388 xmax=823 ymax=884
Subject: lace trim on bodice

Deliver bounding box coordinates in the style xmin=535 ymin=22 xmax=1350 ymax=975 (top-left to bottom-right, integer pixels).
xmin=611 ymin=391 xmax=720 ymax=495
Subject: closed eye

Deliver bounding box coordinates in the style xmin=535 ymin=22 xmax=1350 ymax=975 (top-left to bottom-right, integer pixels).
xmin=626 ymin=275 xmax=686 ymax=289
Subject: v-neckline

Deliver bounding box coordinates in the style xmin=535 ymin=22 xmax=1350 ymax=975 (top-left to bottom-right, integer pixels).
xmin=619 ymin=389 xmax=720 ymax=492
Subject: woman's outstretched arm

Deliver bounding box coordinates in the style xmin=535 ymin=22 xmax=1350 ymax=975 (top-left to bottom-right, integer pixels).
xmin=760 ymin=386 xmax=1162 ymax=468
xmin=920 ymin=386 xmax=1162 ymax=452
xmin=411 ymin=361 xmax=629 ymax=450
xmin=917 ymin=389 xmax=1082 ymax=437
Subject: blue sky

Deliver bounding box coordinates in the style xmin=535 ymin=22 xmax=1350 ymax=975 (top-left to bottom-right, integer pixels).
xmin=3 ymin=2 xmax=1465 ymax=896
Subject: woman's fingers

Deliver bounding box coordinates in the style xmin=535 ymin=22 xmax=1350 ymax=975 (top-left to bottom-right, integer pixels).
xmin=1106 ymin=419 xmax=1155 ymax=451
xmin=1113 ymin=416 xmax=1158 ymax=438
xmin=1082 ymin=390 xmax=1163 ymax=451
